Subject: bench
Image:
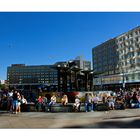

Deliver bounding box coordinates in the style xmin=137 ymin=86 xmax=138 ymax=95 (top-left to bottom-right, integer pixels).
xmin=46 ymin=103 xmax=73 ymax=112
xmin=45 ymin=102 xmax=109 ymax=112
xmin=20 ymin=102 xmax=109 ymax=112
xmin=24 ymin=103 xmax=37 ymax=112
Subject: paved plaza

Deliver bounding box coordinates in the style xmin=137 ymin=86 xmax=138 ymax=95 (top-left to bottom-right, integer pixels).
xmin=0 ymin=109 xmax=140 ymax=128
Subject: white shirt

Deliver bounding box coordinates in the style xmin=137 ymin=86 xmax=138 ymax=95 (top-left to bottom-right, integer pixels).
xmin=8 ymin=92 xmax=13 ymax=100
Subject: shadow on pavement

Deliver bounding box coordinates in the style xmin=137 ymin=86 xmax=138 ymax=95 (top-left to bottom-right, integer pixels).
xmin=63 ymin=118 xmax=140 ymax=128
xmin=0 ymin=111 xmax=8 ymax=114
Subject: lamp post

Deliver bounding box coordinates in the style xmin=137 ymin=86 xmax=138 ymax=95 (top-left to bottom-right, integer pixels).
xmin=122 ymin=70 xmax=125 ymax=91
xmin=89 ymin=71 xmax=94 ymax=91
xmin=120 ymin=64 xmax=125 ymax=91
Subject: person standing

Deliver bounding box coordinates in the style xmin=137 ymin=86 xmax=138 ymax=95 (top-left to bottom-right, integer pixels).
xmin=12 ymin=91 xmax=18 ymax=114
xmin=17 ymin=92 xmax=21 ymax=113
xmin=7 ymin=90 xmax=13 ymax=112
xmin=85 ymin=93 xmax=93 ymax=112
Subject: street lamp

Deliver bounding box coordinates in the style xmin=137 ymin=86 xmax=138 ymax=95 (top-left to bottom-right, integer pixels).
xmin=89 ymin=71 xmax=94 ymax=91
xmin=119 ymin=64 xmax=126 ymax=91
xmin=122 ymin=70 xmax=125 ymax=90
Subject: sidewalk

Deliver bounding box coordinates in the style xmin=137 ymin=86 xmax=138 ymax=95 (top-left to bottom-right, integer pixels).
xmin=0 ymin=109 xmax=140 ymax=128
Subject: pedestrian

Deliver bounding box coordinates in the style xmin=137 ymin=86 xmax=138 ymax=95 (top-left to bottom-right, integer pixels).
xmin=12 ymin=90 xmax=19 ymax=114
xmin=17 ymin=92 xmax=21 ymax=113
xmin=85 ymin=93 xmax=93 ymax=112
xmin=7 ymin=90 xmax=13 ymax=112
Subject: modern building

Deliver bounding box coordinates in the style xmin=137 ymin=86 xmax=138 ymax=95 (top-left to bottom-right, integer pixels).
xmin=7 ymin=56 xmax=91 ymax=92
xmin=74 ymin=56 xmax=91 ymax=70
xmin=7 ymin=64 xmax=58 ymax=91
xmin=92 ymin=26 xmax=140 ymax=90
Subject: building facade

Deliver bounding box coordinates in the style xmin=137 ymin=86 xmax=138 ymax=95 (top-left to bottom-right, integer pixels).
xmin=7 ymin=64 xmax=58 ymax=91
xmin=7 ymin=56 xmax=91 ymax=92
xmin=92 ymin=26 xmax=140 ymax=90
xmin=74 ymin=56 xmax=91 ymax=70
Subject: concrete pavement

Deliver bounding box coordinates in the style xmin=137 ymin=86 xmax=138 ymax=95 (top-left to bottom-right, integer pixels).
xmin=0 ymin=109 xmax=140 ymax=128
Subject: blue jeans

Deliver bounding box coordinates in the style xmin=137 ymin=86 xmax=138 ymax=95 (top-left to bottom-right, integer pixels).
xmin=85 ymin=103 xmax=93 ymax=112
xmin=48 ymin=101 xmax=55 ymax=111
xmin=49 ymin=101 xmax=54 ymax=106
xmin=12 ymin=100 xmax=18 ymax=108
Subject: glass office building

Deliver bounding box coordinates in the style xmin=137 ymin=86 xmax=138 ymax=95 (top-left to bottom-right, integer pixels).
xmin=92 ymin=26 xmax=140 ymax=90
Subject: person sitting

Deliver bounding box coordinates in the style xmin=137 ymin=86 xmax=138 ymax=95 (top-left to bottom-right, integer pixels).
xmin=61 ymin=95 xmax=68 ymax=105
xmin=107 ymin=96 xmax=115 ymax=110
xmin=92 ymin=94 xmax=99 ymax=111
xmin=20 ymin=95 xmax=27 ymax=112
xmin=48 ymin=94 xmax=56 ymax=112
xmin=130 ymin=92 xmax=139 ymax=108
xmin=36 ymin=96 xmax=43 ymax=111
xmin=115 ymin=94 xmax=125 ymax=109
xmin=73 ymin=96 xmax=81 ymax=112
xmin=42 ymin=96 xmax=48 ymax=111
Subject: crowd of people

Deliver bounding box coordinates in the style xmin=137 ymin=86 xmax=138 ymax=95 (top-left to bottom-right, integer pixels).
xmin=35 ymin=88 xmax=140 ymax=112
xmin=1 ymin=88 xmax=140 ymax=113
xmin=0 ymin=89 xmax=27 ymax=114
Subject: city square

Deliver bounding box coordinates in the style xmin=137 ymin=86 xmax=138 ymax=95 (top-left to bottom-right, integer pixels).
xmin=1 ymin=11 xmax=140 ymax=131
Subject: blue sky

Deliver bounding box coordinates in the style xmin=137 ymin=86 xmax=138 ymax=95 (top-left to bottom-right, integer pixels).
xmin=0 ymin=12 xmax=140 ymax=80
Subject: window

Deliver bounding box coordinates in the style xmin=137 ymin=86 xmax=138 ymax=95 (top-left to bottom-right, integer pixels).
xmin=137 ymin=52 xmax=140 ymax=56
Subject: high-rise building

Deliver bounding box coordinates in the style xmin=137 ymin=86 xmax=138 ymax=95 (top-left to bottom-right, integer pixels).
xmin=92 ymin=26 xmax=140 ymax=90
xmin=92 ymin=38 xmax=119 ymax=75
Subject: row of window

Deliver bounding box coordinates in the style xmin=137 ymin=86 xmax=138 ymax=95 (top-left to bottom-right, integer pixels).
xmin=94 ymin=73 xmax=140 ymax=85
xmin=117 ymin=29 xmax=140 ymax=43
xmin=120 ymin=58 xmax=140 ymax=66
xmin=118 ymin=38 xmax=140 ymax=50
